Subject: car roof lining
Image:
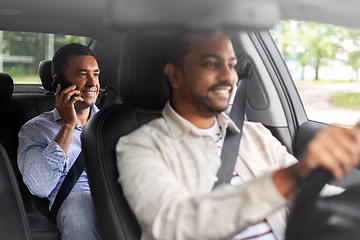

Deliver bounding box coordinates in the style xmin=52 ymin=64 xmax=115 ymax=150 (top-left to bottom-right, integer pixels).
xmin=2 ymin=0 xmax=360 ymax=40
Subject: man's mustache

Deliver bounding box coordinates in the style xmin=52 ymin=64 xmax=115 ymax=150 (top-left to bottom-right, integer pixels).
xmin=208 ymin=82 xmax=233 ymax=92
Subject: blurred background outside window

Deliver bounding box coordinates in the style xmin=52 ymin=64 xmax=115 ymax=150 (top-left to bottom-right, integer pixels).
xmin=271 ymin=21 xmax=360 ymax=127
xmin=0 ymin=31 xmax=91 ymax=84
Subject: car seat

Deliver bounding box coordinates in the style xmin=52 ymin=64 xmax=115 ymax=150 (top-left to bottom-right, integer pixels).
xmin=0 ymin=73 xmax=60 ymax=239
xmin=0 ymin=143 xmax=32 ymax=240
xmin=81 ymin=32 xmax=250 ymax=240
xmin=81 ymin=32 xmax=170 ymax=240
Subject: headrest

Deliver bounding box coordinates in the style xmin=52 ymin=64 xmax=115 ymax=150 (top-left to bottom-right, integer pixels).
xmin=0 ymin=73 xmax=14 ymax=100
xmin=38 ymin=60 xmax=54 ymax=92
xmin=118 ymin=33 xmax=170 ymax=109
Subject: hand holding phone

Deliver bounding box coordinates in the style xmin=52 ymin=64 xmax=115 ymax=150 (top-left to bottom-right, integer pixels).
xmin=51 ymin=73 xmax=72 ymax=93
xmin=51 ymin=73 xmax=79 ymax=101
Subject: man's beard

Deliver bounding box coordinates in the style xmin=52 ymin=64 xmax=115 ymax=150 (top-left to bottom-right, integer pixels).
xmin=192 ymin=91 xmax=231 ymax=115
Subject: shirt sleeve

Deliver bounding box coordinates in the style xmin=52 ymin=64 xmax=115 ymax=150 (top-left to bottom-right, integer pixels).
xmin=17 ymin=122 xmax=67 ymax=198
xmin=116 ymin=133 xmax=287 ymax=240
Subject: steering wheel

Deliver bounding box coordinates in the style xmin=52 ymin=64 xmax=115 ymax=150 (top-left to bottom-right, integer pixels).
xmin=285 ymin=168 xmax=360 ymax=240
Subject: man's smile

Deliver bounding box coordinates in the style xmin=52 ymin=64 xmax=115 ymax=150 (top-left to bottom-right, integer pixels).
xmin=82 ymin=89 xmax=97 ymax=95
xmin=210 ymin=85 xmax=233 ymax=98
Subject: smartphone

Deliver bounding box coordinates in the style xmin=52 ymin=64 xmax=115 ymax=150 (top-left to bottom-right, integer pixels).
xmin=51 ymin=73 xmax=79 ymax=102
xmin=51 ymin=73 xmax=72 ymax=93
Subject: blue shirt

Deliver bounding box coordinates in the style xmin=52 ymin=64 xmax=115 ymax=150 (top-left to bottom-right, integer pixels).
xmin=17 ymin=105 xmax=99 ymax=209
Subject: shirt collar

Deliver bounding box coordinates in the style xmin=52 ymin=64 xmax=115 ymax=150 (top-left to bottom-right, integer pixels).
xmin=162 ymin=101 xmax=240 ymax=140
xmin=54 ymin=104 xmax=100 ymax=122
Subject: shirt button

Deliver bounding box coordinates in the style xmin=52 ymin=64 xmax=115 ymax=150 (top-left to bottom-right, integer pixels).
xmin=213 ymin=176 xmax=218 ymax=182
xmin=207 ymin=140 xmax=214 ymax=146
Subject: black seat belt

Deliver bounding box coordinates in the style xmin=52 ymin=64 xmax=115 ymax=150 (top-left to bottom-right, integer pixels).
xmin=48 ymin=151 xmax=85 ymax=224
xmin=214 ymin=56 xmax=251 ymax=188
xmin=102 ymin=87 xmax=119 ymax=108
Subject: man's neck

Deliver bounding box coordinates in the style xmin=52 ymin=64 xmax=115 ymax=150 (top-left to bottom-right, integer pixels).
xmin=170 ymin=100 xmax=216 ymax=129
xmin=75 ymin=105 xmax=91 ymax=127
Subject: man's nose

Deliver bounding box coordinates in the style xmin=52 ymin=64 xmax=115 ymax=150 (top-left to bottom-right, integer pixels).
xmin=219 ymin=64 xmax=237 ymax=84
xmin=85 ymin=74 xmax=98 ymax=86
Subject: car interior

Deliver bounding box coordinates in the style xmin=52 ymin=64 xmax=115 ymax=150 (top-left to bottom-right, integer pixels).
xmin=2 ymin=0 xmax=360 ymax=239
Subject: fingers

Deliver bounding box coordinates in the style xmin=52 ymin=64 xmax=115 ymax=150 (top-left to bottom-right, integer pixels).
xmin=55 ymin=85 xmax=82 ymax=127
xmin=61 ymin=85 xmax=76 ymax=101
xmin=55 ymin=84 xmax=61 ymax=101
xmin=59 ymin=85 xmax=83 ymax=105
xmin=320 ymin=128 xmax=358 ymax=177
xmin=298 ymin=126 xmax=360 ymax=180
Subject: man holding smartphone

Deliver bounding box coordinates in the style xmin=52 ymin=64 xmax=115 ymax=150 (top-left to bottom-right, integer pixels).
xmin=17 ymin=43 xmax=100 ymax=240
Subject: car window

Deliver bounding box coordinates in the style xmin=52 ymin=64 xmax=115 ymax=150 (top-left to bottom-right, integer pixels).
xmin=270 ymin=21 xmax=360 ymax=127
xmin=0 ymin=31 xmax=91 ymax=84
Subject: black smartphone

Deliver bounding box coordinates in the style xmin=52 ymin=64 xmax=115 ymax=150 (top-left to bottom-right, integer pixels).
xmin=51 ymin=73 xmax=72 ymax=93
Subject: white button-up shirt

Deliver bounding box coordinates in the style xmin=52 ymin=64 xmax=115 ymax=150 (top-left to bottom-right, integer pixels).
xmin=116 ymin=101 xmax=297 ymax=240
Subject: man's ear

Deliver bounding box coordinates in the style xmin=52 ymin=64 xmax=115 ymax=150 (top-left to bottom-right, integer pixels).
xmin=164 ymin=63 xmax=181 ymax=89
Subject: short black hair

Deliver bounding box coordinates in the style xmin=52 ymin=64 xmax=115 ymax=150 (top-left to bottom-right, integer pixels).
xmin=51 ymin=43 xmax=96 ymax=77
xmin=164 ymin=33 xmax=192 ymax=69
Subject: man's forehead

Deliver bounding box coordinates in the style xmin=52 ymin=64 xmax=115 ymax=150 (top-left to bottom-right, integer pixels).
xmin=182 ymin=29 xmax=228 ymax=41
xmin=67 ymin=55 xmax=99 ymax=70
xmin=75 ymin=68 xmax=100 ymax=72
xmin=187 ymin=33 xmax=236 ymax=58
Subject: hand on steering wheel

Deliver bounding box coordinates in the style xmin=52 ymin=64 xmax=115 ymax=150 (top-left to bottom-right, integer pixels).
xmin=286 ymin=168 xmax=360 ymax=240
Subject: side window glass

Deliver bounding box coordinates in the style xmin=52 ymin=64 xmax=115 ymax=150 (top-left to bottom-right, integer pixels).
xmin=271 ymin=21 xmax=360 ymax=127
xmin=0 ymin=31 xmax=91 ymax=84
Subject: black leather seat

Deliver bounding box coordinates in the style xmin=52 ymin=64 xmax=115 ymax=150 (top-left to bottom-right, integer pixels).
xmin=81 ymin=32 xmax=252 ymax=240
xmin=0 ymin=143 xmax=32 ymax=240
xmin=0 ymin=73 xmax=17 ymax=170
xmin=81 ymin=33 xmax=171 ymax=240
xmin=0 ymin=138 xmax=59 ymax=240
xmin=0 ymin=72 xmax=60 ymax=239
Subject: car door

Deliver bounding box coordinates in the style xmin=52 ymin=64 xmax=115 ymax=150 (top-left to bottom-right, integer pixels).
xmin=248 ymin=30 xmax=320 ymax=157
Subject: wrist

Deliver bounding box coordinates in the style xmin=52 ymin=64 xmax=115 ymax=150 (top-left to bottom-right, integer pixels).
xmin=62 ymin=122 xmax=76 ymax=130
xmin=289 ymin=164 xmax=304 ymax=181
xmin=273 ymin=167 xmax=299 ymax=197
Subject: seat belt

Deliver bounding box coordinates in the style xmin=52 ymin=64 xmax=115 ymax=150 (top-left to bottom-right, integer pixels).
xmin=48 ymin=151 xmax=85 ymax=224
xmin=213 ymin=57 xmax=251 ymax=188
xmin=102 ymin=87 xmax=120 ymax=108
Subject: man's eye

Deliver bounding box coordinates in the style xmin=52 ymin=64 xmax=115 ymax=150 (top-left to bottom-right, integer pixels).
xmin=79 ymin=72 xmax=86 ymax=76
xmin=94 ymin=73 xmax=99 ymax=77
xmin=204 ymin=62 xmax=216 ymax=68
xmin=229 ymin=62 xmax=238 ymax=69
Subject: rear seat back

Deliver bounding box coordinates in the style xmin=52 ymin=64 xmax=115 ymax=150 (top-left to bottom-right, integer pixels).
xmin=0 ymin=73 xmax=17 ymax=176
xmin=0 ymin=143 xmax=32 ymax=240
